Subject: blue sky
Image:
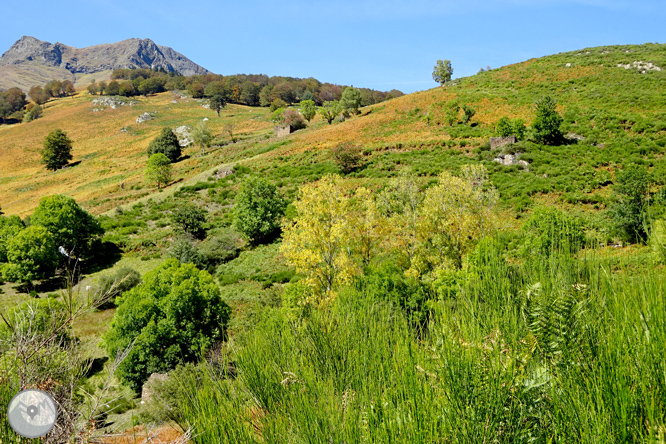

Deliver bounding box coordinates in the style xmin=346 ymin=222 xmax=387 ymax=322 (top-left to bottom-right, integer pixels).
xmin=1 ymin=0 xmax=664 ymax=93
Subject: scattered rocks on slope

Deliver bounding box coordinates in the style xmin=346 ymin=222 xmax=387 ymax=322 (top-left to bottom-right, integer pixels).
xmin=91 ymin=97 xmax=139 ymax=110
xmin=493 ymin=153 xmax=530 ymax=171
xmin=136 ymin=112 xmax=157 ymax=123
xmin=173 ymin=125 xmax=194 ymax=147
xmin=617 ymin=61 xmax=662 ymax=73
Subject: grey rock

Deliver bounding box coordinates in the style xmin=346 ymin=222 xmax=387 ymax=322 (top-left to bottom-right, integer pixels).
xmin=136 ymin=112 xmax=155 ymax=123
xmin=173 ymin=125 xmax=194 ymax=147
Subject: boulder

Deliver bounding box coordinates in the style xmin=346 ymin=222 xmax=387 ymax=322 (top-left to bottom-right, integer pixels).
xmin=136 ymin=112 xmax=155 ymax=123
xmin=141 ymin=373 xmax=169 ymax=405
xmin=173 ymin=125 xmax=194 ymax=147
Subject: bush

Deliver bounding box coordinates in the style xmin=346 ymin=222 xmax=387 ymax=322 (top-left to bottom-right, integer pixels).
xmin=147 ymin=127 xmax=181 ymax=162
xmin=96 ymin=267 xmax=142 ymax=309
xmin=282 ymin=110 xmax=306 ymax=130
xmin=609 ymin=165 xmax=649 ymax=243
xmin=104 ymin=259 xmax=231 ymax=392
xmin=269 ymin=99 xmax=288 ymax=112
xmin=171 ymin=204 xmax=207 ymax=239
xmin=168 ymin=237 xmax=206 ymax=269
xmin=233 ymin=177 xmax=286 ymax=244
xmin=198 ymin=230 xmax=243 ymax=269
xmin=332 ymin=143 xmax=363 ymax=174
xmin=519 ymin=206 xmax=586 ymax=256
xmin=532 ymin=96 xmax=563 ymax=145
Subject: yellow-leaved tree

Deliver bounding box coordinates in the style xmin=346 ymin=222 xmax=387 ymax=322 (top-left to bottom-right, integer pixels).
xmin=350 ymin=187 xmax=389 ymax=267
xmin=280 ymin=174 xmax=359 ymax=303
xmin=418 ymin=164 xmax=498 ymax=271
xmin=377 ymin=170 xmax=424 ymax=270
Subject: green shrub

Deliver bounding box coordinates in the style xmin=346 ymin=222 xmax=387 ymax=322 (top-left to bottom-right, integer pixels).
xmin=609 ymin=165 xmax=649 ymax=243
xmin=233 ymin=177 xmax=286 ymax=244
xmin=105 ymin=259 xmax=231 ymax=392
xmin=168 ymin=238 xmax=206 ymax=269
xmin=96 ymin=267 xmax=142 ymax=309
xmin=519 ymin=206 xmax=586 ymax=256
xmin=171 ymin=204 xmax=207 ymax=239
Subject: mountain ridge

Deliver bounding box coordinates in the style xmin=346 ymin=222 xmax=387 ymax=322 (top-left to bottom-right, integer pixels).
xmin=0 ymin=36 xmax=210 ymax=91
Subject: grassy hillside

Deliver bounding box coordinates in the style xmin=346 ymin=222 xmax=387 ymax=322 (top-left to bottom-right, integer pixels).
xmin=1 ymin=42 xmax=666 ymax=442
xmin=2 ymin=42 xmax=664 ymax=218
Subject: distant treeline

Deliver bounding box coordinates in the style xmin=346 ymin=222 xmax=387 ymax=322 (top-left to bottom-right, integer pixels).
xmin=88 ymin=68 xmax=403 ymax=107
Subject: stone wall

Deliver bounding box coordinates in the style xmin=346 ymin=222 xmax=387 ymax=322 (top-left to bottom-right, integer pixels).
xmin=490 ymin=136 xmax=517 ymax=150
xmin=274 ymin=125 xmax=293 ymax=138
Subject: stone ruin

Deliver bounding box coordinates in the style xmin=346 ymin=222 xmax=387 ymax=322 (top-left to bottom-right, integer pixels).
xmin=489 ymin=136 xmax=517 ymax=150
xmin=275 ymin=125 xmax=293 ymax=138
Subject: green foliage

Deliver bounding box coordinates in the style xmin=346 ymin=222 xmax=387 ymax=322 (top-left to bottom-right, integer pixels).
xmin=147 ymin=127 xmax=181 ymax=162
xmin=432 ymin=59 xmax=453 ymax=85
xmin=168 ymin=237 xmax=206 ymax=269
xmin=23 ymin=103 xmax=43 ymax=122
xmin=209 ymin=94 xmax=227 ymax=117
xmin=519 ymin=206 xmax=586 ymax=257
xmin=331 ymin=143 xmax=363 ymax=174
xmin=340 ymin=86 xmax=362 ymax=117
xmin=0 ymin=225 xmax=57 ymax=286
xmin=445 ymin=102 xmax=460 ymax=126
xmin=31 ymin=194 xmax=104 ymax=260
xmin=319 ymin=100 xmax=341 ymax=124
xmin=145 ymin=153 xmax=172 ymax=189
xmin=41 ymin=128 xmax=73 ymax=170
xmin=191 ymin=120 xmax=213 ymax=154
xmin=233 ymin=177 xmax=286 ymax=244
xmin=609 ymin=165 xmax=649 ymax=243
xmin=496 ymin=116 xmax=514 ymax=137
xmin=104 ymin=259 xmax=231 ymax=392
xmin=171 ymin=204 xmax=207 ymax=239
xmin=300 ymin=100 xmax=316 ymax=122
xmin=269 ymin=99 xmax=288 ymax=112
xmin=0 ymin=215 xmax=24 ymax=263
xmin=96 ymin=267 xmax=142 ymax=309
xmin=532 ymin=96 xmax=563 ymax=145
xmin=461 ymin=104 xmax=476 ymax=124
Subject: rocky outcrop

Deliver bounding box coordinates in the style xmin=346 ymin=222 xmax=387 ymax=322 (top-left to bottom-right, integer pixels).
xmin=493 ymin=153 xmax=530 ymax=171
xmin=136 ymin=112 xmax=156 ymax=123
xmin=91 ymin=97 xmax=139 ymax=110
xmin=616 ymin=61 xmax=662 ymax=73
xmin=173 ymin=125 xmax=194 ymax=147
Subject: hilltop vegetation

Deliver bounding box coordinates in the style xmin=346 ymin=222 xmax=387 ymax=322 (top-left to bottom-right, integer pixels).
xmin=1 ymin=42 xmax=666 ymax=442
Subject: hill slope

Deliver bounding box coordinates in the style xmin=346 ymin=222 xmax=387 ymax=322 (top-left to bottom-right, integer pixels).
xmin=0 ymin=36 xmax=210 ymax=91
xmin=1 ymin=42 xmax=665 ymax=218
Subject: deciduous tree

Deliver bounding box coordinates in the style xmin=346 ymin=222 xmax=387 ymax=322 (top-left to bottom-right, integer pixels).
xmin=145 ymin=153 xmax=172 ymax=190
xmin=432 ymin=59 xmax=453 ymax=85
xmin=300 ymin=99 xmax=316 ymax=122
xmin=41 ymin=128 xmax=73 ymax=170
xmin=340 ymin=86 xmax=362 ymax=117
xmin=192 ymin=120 xmax=213 ymax=155
xmin=1 ymin=225 xmax=57 ymax=288
xmin=104 ymin=259 xmax=231 ymax=391
xmin=319 ymin=100 xmax=341 ymax=125
xmin=147 ymin=127 xmax=181 ymax=162
xmin=280 ymin=174 xmax=358 ymax=301
xmin=532 ymin=96 xmax=563 ymax=145
xmin=233 ymin=177 xmax=286 ymax=244
xmin=31 ymin=194 xmax=104 ymax=261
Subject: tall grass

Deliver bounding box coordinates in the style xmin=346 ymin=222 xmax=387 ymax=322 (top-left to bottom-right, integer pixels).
xmin=168 ymin=246 xmax=666 ymax=443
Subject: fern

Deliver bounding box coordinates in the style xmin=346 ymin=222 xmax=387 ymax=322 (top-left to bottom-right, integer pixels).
xmin=522 ymin=282 xmax=590 ymax=364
